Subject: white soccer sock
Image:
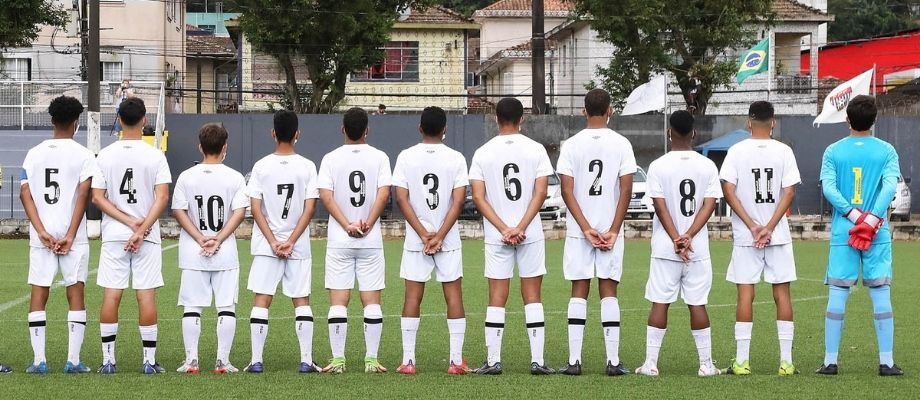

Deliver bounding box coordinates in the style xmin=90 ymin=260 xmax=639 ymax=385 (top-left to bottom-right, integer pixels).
xmin=447 ymin=318 xmax=466 ymax=365
xmin=485 ymin=306 xmax=505 ymax=365
xmin=524 ymin=303 xmax=546 ymax=365
xmin=401 ymin=317 xmax=420 ymax=365
xmin=328 ymin=305 xmax=348 ymax=359
xmin=645 ymin=326 xmax=666 ymax=367
xmin=364 ymin=304 xmax=383 ymax=359
xmin=139 ymin=324 xmax=158 ymax=365
xmin=182 ymin=307 xmax=203 ymax=363
xmin=216 ymin=307 xmax=236 ymax=363
xmin=28 ymin=311 xmax=47 ymax=364
xmin=295 ymin=306 xmax=314 ymax=364
xmin=735 ymin=321 xmax=753 ymax=364
xmin=249 ymin=307 xmax=269 ymax=364
xmin=777 ymin=320 xmax=794 ymax=364
xmin=567 ymin=298 xmax=587 ymax=365
xmin=100 ymin=322 xmax=118 ymax=365
xmin=692 ymin=327 xmax=713 ymax=368
xmin=67 ymin=310 xmax=87 ymax=364
xmin=600 ymin=297 xmax=621 ymax=365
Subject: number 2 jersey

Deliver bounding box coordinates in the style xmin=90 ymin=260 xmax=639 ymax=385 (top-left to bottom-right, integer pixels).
xmin=317 ymin=144 xmax=391 ymax=249
xmin=92 ymin=140 xmax=172 ymax=243
xmin=392 ymin=143 xmax=469 ymax=252
xmin=172 ymin=163 xmax=249 ymax=270
xmin=719 ymin=138 xmax=800 ymax=246
xmin=20 ymin=139 xmax=98 ymax=248
xmin=647 ymin=151 xmax=722 ymax=261
xmin=247 ymin=153 xmax=319 ymax=259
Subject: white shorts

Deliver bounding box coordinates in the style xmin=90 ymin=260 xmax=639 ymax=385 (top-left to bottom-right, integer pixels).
xmin=325 ymin=248 xmax=385 ymax=291
xmin=400 ymin=249 xmax=463 ymax=283
xmin=247 ymin=256 xmax=312 ymax=298
xmin=563 ymin=236 xmax=624 ymax=281
xmin=97 ymin=241 xmax=163 ymax=290
xmin=645 ymin=258 xmax=712 ymax=306
xmin=726 ymin=244 xmax=797 ymax=284
xmin=484 ymin=241 xmax=546 ymax=279
xmin=28 ymin=244 xmax=90 ymax=287
xmin=179 ymin=269 xmax=240 ymax=308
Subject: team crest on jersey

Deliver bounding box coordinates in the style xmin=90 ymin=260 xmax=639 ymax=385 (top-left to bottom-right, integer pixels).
xmin=426 ymin=149 xmax=435 ymax=154
xmin=352 ymin=149 xmax=361 ymax=153
xmin=592 ymin=135 xmax=601 ymax=139
xmin=280 ymin=160 xmax=289 ymax=165
xmin=856 ymin=141 xmax=864 ymax=146
xmin=505 ymin=140 xmax=513 ymax=145
xmin=203 ymin=169 xmax=213 ymax=174
xmin=48 ymin=144 xmax=57 ymax=148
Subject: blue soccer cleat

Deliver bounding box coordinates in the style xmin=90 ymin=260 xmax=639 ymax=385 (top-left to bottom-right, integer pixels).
xmin=299 ymin=362 xmax=320 ymax=374
xmin=97 ymin=362 xmax=116 ymax=374
xmin=0 ymin=363 xmax=11 ymax=373
xmin=26 ymin=361 xmax=48 ymax=374
xmin=142 ymin=362 xmax=166 ymax=374
xmin=64 ymin=361 xmax=91 ymax=374
xmin=244 ymin=362 xmax=264 ymax=373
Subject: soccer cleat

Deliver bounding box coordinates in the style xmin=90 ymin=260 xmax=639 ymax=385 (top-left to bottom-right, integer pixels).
xmin=142 ymin=362 xmax=166 ymax=374
xmin=364 ymin=357 xmax=387 ymax=373
xmin=635 ymin=363 xmax=659 ymax=377
xmin=558 ymin=360 xmax=582 ymax=376
xmin=606 ymin=361 xmax=629 ymax=376
xmin=25 ymin=361 xmax=48 ymax=374
xmin=244 ymin=362 xmax=264 ymax=373
xmin=815 ymin=364 xmax=838 ymax=375
xmin=176 ymin=359 xmax=200 ymax=374
xmin=63 ymin=361 xmax=91 ymax=374
xmin=97 ymin=362 xmax=116 ymax=374
xmin=530 ymin=362 xmax=555 ymax=375
xmin=698 ymin=363 xmax=721 ymax=377
xmin=474 ymin=361 xmax=503 ymax=375
xmin=396 ymin=361 xmax=417 ymax=375
xmin=299 ymin=362 xmax=321 ymax=374
xmin=778 ymin=362 xmax=798 ymax=376
xmin=879 ymin=364 xmax=904 ymax=376
xmin=0 ymin=363 xmax=11 ymax=373
xmin=447 ymin=361 xmax=471 ymax=375
xmin=322 ymin=357 xmax=346 ymax=374
xmin=723 ymin=360 xmax=751 ymax=375
xmin=213 ymin=360 xmax=238 ymax=374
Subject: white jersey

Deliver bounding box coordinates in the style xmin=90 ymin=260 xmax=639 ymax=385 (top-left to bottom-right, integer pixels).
xmin=647 ymin=151 xmax=722 ymax=261
xmin=469 ymin=133 xmax=553 ymax=245
xmin=317 ymin=144 xmax=391 ymax=249
xmin=91 ymin=140 xmax=172 ymax=243
xmin=392 ymin=143 xmax=468 ymax=252
xmin=172 ymin=163 xmax=249 ymax=271
xmin=247 ymin=153 xmax=319 ymax=259
xmin=719 ymin=138 xmax=801 ymax=246
xmin=20 ymin=139 xmax=97 ymax=248
xmin=556 ymin=128 xmax=637 ymax=238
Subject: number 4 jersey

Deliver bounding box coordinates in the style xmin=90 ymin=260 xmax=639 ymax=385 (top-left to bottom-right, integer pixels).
xmin=317 ymin=144 xmax=391 ymax=249
xmin=247 ymin=153 xmax=319 ymax=259
xmin=719 ymin=138 xmax=801 ymax=246
xmin=172 ymin=163 xmax=249 ymax=270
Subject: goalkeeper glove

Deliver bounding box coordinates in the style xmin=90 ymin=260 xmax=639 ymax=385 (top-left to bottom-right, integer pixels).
xmin=846 ymin=208 xmax=883 ymax=251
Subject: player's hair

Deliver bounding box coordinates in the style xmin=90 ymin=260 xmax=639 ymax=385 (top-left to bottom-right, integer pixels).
xmin=847 ymin=95 xmax=877 ymax=131
xmin=118 ymin=97 xmax=146 ymax=127
xmin=198 ymin=123 xmax=228 ymax=156
xmin=48 ymin=95 xmax=84 ymax=127
xmin=273 ymin=110 xmax=298 ymax=143
xmin=584 ymin=88 xmax=611 ymax=117
xmin=495 ymin=97 xmax=524 ymax=125
xmin=343 ymin=107 xmax=368 ymax=140
xmin=669 ymin=110 xmax=694 ymax=136
xmin=420 ymin=106 xmax=447 ymax=136
xmin=748 ymin=100 xmax=774 ymax=122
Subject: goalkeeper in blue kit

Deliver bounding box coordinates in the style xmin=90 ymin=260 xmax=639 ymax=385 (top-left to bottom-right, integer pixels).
xmin=817 ymin=95 xmax=903 ymax=376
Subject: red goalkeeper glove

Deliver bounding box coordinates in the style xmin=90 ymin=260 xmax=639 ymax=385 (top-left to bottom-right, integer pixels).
xmin=846 ymin=208 xmax=883 ymax=251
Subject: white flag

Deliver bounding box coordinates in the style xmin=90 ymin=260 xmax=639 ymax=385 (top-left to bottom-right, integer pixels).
xmin=813 ymin=68 xmax=874 ymax=126
xmin=621 ymin=75 xmax=666 ymax=115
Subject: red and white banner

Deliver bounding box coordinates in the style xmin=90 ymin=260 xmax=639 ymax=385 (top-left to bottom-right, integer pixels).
xmin=813 ymin=68 xmax=874 ymax=126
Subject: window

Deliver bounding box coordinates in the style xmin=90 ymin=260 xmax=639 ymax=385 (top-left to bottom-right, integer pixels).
xmin=0 ymin=58 xmax=31 ymax=81
xmin=353 ymin=41 xmax=419 ymax=82
xmin=100 ymin=61 xmax=123 ymax=82
xmin=502 ymin=72 xmax=513 ymax=95
xmin=561 ymin=44 xmax=567 ymax=77
xmin=188 ymin=0 xmax=225 ymax=13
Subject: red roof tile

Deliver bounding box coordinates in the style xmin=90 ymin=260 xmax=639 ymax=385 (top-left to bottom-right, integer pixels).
xmin=399 ymin=6 xmax=473 ymax=24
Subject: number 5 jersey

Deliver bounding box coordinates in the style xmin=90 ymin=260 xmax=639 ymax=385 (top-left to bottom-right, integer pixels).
xmin=317 ymin=144 xmax=391 ymax=249
xmin=247 ymin=153 xmax=319 ymax=258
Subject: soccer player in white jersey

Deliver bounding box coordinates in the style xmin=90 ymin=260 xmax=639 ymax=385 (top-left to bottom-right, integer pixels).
xmin=635 ymin=110 xmax=722 ymax=377
xmin=469 ymin=98 xmax=554 ymax=375
xmin=172 ymin=123 xmax=248 ymax=374
xmin=393 ymin=107 xmax=469 ymax=375
xmin=20 ymin=96 xmax=96 ymax=374
xmin=556 ymin=89 xmax=635 ymax=377
xmin=318 ymin=107 xmax=392 ymax=374
xmin=91 ymin=97 xmax=172 ymax=374
xmin=721 ymin=101 xmax=801 ymax=376
xmin=244 ymin=111 xmax=320 ymax=374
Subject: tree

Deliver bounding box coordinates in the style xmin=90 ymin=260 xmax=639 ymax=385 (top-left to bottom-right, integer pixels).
xmin=828 ymin=0 xmax=915 ymax=41
xmin=232 ymin=0 xmax=431 ymax=113
xmin=0 ymin=0 xmax=65 ymax=51
xmin=440 ymin=0 xmax=494 ymax=16
xmin=574 ymin=0 xmax=774 ymax=114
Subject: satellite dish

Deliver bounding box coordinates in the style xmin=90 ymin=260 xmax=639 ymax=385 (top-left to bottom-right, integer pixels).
xmin=397 ymin=6 xmax=411 ymax=21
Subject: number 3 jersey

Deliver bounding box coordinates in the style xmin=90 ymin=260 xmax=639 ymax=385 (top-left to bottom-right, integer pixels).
xmin=247 ymin=153 xmax=319 ymax=259
xmin=469 ymin=133 xmax=553 ymax=245
xmin=317 ymin=144 xmax=391 ymax=249
xmin=20 ymin=139 xmax=98 ymax=248
xmin=556 ymin=128 xmax=638 ymax=238
xmin=719 ymin=138 xmax=801 ymax=246
xmin=392 ymin=143 xmax=469 ymax=252
xmin=647 ymin=151 xmax=722 ymax=261
xmin=172 ymin=163 xmax=249 ymax=270
xmin=92 ymin=140 xmax=172 ymax=243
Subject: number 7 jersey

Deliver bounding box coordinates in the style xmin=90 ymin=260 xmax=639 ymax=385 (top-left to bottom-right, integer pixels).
xmin=247 ymin=153 xmax=319 ymax=258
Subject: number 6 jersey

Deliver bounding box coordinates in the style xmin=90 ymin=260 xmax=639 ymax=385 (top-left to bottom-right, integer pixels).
xmin=247 ymin=153 xmax=319 ymax=258
xmin=317 ymin=144 xmax=391 ymax=249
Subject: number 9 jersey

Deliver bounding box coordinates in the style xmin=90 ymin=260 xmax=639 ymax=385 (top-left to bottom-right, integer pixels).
xmin=247 ymin=153 xmax=319 ymax=258
xmin=317 ymin=144 xmax=391 ymax=249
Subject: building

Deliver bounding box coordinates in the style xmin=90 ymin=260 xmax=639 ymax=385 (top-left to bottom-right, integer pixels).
xmin=546 ymin=19 xmax=615 ymax=114
xmin=184 ymin=26 xmax=238 ymax=113
xmin=801 ymin=28 xmax=920 ymax=92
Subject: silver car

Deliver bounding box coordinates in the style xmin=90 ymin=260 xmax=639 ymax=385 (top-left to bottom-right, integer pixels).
xmin=890 ymin=177 xmax=911 ymax=221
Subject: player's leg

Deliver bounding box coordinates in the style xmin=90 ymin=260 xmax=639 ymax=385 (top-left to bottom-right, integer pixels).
xmin=864 ymin=243 xmax=901 ymax=376
xmin=63 ymin=245 xmax=90 ymax=373
xmin=96 ymin=242 xmax=130 ymax=373
xmin=637 ymin=257 xmax=681 ymax=376
xmin=685 ymin=259 xmax=717 ymax=376
xmin=598 ymin=236 xmax=627 ymax=376
xmin=397 ymin=249 xmax=432 ymax=374
xmin=136 ymin=288 xmax=160 ymax=372
xmin=284 ymin=257 xmax=317 ymax=373
xmin=765 ymin=244 xmax=797 ymax=375
xmin=476 ymin=244 xmax=512 ymax=374
xmin=561 ymin=237 xmax=592 ymax=374
xmin=177 ymin=269 xmax=206 ymax=373
xmin=724 ymin=245 xmax=760 ymax=375
xmin=134 ymin=243 xmax=165 ymax=374
xmin=25 ymin=247 xmax=53 ymax=374
xmin=357 ymin=248 xmax=387 ymax=373
xmin=443 ymin=278 xmax=467 ymax=374
xmin=214 ymin=268 xmax=240 ymax=374
xmin=519 ymin=242 xmax=551 ymax=375
xmin=245 ymin=255 xmax=283 ymax=372
xmin=323 ymin=248 xmax=355 ymax=373
xmin=818 ymin=245 xmax=857 ymax=375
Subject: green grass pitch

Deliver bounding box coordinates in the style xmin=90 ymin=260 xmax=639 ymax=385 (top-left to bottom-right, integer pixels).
xmin=1 ymin=239 xmax=919 ymax=398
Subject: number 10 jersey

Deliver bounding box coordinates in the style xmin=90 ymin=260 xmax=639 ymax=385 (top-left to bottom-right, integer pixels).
xmin=317 ymin=144 xmax=391 ymax=249
xmin=247 ymin=153 xmax=319 ymax=258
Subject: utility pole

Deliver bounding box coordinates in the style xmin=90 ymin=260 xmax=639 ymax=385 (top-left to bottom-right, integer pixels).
xmin=80 ymin=0 xmax=88 ymax=80
xmin=531 ymin=0 xmax=546 ymax=114
xmin=196 ymin=53 xmax=202 ymax=113
xmin=87 ymin=0 xmax=100 ymax=112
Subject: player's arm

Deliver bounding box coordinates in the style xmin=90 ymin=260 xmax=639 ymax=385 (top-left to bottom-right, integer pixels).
xmin=560 ymin=174 xmax=603 ymax=247
xmin=249 ymin=197 xmax=279 ymax=246
xmin=91 ymin=188 xmax=142 ymax=230
xmin=470 ymin=179 xmax=516 ymax=244
xmin=395 ymin=186 xmax=432 ymax=241
xmin=19 ymin=181 xmax=56 ymax=249
xmin=652 ymin=197 xmax=681 ymax=242
xmin=319 ymin=189 xmax=362 ymax=237
xmin=58 ymin=179 xmax=92 ymax=254
xmin=172 ymin=208 xmax=207 ymax=244
xmin=819 ymin=151 xmax=852 ymax=215
xmin=430 ymin=186 xmax=466 ymax=254
xmin=603 ymin=174 xmax=633 ymax=250
xmin=760 ymin=185 xmax=795 ymax=241
xmin=285 ymin=198 xmax=316 ymax=247
xmin=125 ymin=183 xmax=169 ymax=252
xmin=685 ymin=197 xmax=717 ymax=239
xmin=363 ymin=186 xmax=391 ymax=233
xmin=720 ymin=181 xmax=763 ymax=241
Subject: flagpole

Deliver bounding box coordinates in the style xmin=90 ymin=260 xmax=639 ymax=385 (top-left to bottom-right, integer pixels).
xmin=663 ymin=77 xmax=668 ymax=155
xmin=871 ymin=63 xmax=877 ymax=136
xmin=766 ymin=32 xmax=773 ymax=101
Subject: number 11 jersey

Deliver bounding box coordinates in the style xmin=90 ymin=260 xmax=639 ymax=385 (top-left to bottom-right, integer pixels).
xmin=247 ymin=153 xmax=319 ymax=259
xmin=317 ymin=144 xmax=391 ymax=249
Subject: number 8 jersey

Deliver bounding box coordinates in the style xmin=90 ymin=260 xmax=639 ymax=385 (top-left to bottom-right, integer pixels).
xmin=247 ymin=153 xmax=319 ymax=258
xmin=317 ymin=144 xmax=391 ymax=249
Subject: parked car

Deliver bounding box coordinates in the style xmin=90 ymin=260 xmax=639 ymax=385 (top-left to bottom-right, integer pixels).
xmin=540 ymin=173 xmax=567 ymax=220
xmin=459 ymin=186 xmax=481 ymax=220
xmin=627 ymin=166 xmax=654 ymax=219
xmin=890 ymin=176 xmax=911 ymax=221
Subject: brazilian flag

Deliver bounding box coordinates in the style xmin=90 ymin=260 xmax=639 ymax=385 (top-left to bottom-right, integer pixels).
xmin=736 ymin=38 xmax=769 ymax=84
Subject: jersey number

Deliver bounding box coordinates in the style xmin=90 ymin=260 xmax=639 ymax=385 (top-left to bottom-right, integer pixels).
xmin=751 ymin=168 xmax=775 ymax=204
xmin=277 ymin=184 xmax=294 ymax=219
xmin=423 ymin=173 xmax=439 ymax=210
xmin=502 ymin=163 xmax=521 ymax=201
xmin=349 ymin=171 xmax=366 ymax=207
xmin=119 ymin=168 xmax=137 ymax=204
xmin=43 ymin=168 xmax=60 ymax=204
xmin=194 ymin=195 xmax=225 ymax=231
xmin=588 ymin=159 xmax=603 ymax=196
xmin=851 ymin=167 xmax=863 ymax=205
xmin=679 ymin=179 xmax=696 ymax=217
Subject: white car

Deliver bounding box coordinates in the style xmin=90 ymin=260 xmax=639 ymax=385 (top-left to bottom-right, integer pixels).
xmin=540 ymin=173 xmax=567 ymax=220
xmin=890 ymin=177 xmax=911 ymax=221
xmin=627 ymin=167 xmax=654 ymax=219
